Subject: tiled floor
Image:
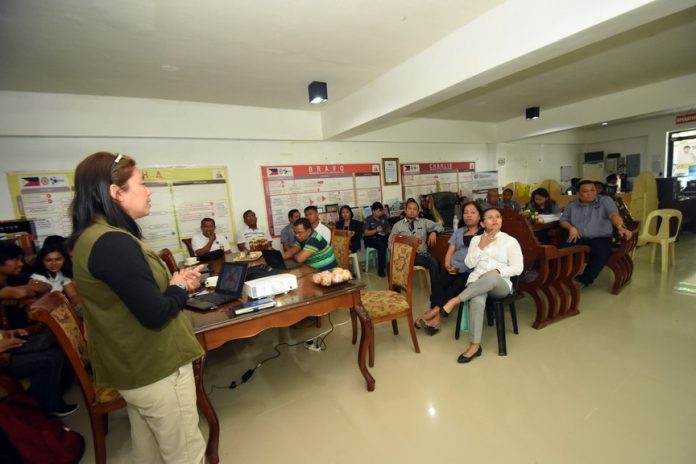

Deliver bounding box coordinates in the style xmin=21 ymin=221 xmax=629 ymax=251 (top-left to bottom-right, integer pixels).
xmin=65 ymin=233 xmax=696 ymax=463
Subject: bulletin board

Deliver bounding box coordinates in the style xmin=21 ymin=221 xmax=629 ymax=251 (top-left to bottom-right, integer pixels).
xmin=6 ymin=166 xmax=234 ymax=260
xmin=401 ymin=162 xmax=476 ymax=199
xmin=261 ymin=163 xmax=383 ymax=237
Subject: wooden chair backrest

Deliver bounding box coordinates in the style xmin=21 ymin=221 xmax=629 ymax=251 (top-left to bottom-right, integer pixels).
xmin=331 ymin=229 xmax=354 ymax=269
xmin=158 ymin=248 xmax=178 ymax=275
xmin=182 ymin=238 xmax=195 ymax=257
xmin=501 ymin=211 xmax=541 ymax=273
xmin=29 ymin=292 xmax=95 ymax=404
xmin=389 ymin=235 xmax=420 ymax=304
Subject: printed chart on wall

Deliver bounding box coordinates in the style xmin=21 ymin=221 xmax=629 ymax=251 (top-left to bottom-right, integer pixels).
xmin=6 ymin=167 xmax=233 ymax=260
xmin=401 ymin=162 xmax=476 ymax=199
xmin=261 ymin=164 xmax=382 ymax=237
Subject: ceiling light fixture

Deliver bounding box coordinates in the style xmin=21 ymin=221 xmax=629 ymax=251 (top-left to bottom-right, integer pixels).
xmin=308 ymin=81 xmax=328 ymax=104
xmin=601 ymin=122 xmax=609 ymax=126
xmin=525 ymin=106 xmax=540 ymax=120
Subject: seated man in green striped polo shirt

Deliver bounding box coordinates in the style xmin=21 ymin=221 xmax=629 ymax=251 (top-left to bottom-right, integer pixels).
xmin=282 ymin=218 xmax=337 ymax=271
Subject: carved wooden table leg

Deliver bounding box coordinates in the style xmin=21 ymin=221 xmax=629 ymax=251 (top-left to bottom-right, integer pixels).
xmin=353 ymin=305 xmax=375 ymax=392
xmin=194 ymin=356 xmax=219 ymax=464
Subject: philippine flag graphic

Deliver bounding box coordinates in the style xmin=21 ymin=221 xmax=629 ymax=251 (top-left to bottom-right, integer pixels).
xmin=21 ymin=177 xmax=41 ymax=187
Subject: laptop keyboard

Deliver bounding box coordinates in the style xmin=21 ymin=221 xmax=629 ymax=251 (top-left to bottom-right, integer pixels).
xmin=196 ymin=293 xmax=237 ymax=305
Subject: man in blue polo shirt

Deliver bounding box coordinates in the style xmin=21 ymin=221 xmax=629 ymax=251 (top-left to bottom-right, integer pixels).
xmin=282 ymin=218 xmax=337 ymax=271
xmin=560 ymin=180 xmax=632 ymax=287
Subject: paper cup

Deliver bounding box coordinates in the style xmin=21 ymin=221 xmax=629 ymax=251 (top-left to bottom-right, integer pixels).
xmin=185 ymin=257 xmax=198 ymax=266
xmin=205 ymin=276 xmax=218 ymax=288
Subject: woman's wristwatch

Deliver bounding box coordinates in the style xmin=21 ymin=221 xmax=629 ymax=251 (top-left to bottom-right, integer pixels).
xmin=175 ymin=283 xmax=187 ymax=291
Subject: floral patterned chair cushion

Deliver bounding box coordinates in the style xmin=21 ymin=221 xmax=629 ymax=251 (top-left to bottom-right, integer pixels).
xmin=361 ymin=290 xmax=410 ymax=318
xmin=51 ymin=303 xmax=89 ymax=366
xmin=390 ymin=242 xmax=413 ymax=290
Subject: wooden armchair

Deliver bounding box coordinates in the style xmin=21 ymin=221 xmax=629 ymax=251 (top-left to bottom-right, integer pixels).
xmin=158 ymin=248 xmax=179 ymax=275
xmin=357 ymin=235 xmax=420 ymax=367
xmin=501 ymin=212 xmax=589 ymax=329
xmin=182 ymin=238 xmax=195 ymax=257
xmin=29 ymin=292 xmax=126 ymax=464
xmin=331 ymin=229 xmax=354 ymax=269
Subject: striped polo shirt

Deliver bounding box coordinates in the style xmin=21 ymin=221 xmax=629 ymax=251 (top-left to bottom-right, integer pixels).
xmin=294 ymin=230 xmax=337 ymax=270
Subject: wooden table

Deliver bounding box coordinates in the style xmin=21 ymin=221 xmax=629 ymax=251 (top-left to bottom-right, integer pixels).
xmin=187 ymin=263 xmax=374 ymax=464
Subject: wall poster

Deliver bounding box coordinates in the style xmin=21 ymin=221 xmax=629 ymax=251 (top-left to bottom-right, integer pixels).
xmin=401 ymin=162 xmax=476 ymax=200
xmin=6 ymin=166 xmax=233 ymax=262
xmin=261 ymin=163 xmax=383 ymax=237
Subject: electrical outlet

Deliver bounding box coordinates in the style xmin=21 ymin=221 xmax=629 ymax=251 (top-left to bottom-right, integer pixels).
xmin=304 ymin=339 xmax=323 ymax=352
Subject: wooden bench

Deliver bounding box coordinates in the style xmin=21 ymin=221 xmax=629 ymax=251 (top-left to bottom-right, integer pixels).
xmin=606 ymin=224 xmax=639 ymax=295
xmin=501 ymin=212 xmax=590 ymax=329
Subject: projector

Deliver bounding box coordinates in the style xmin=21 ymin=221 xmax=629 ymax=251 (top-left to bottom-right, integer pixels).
xmin=244 ymin=273 xmax=298 ymax=299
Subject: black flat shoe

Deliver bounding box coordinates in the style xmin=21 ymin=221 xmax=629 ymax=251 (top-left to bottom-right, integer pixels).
xmin=457 ymin=346 xmax=482 ymax=363
xmin=424 ymin=323 xmax=440 ymax=336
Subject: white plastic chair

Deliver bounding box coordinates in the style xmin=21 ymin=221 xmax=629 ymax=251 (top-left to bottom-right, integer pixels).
xmin=638 ymin=209 xmax=682 ymax=272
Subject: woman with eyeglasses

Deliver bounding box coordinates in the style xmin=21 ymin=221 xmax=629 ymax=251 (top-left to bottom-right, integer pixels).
xmin=68 ymin=152 xmax=206 ymax=463
xmin=416 ymin=207 xmax=522 ymax=363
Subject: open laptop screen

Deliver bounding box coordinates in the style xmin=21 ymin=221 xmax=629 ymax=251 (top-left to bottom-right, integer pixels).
xmin=216 ymin=263 xmax=247 ymax=295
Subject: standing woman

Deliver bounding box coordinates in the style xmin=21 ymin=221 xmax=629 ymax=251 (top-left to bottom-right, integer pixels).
xmin=337 ymin=205 xmax=363 ymax=253
xmin=418 ymin=207 xmax=522 ymax=363
xmin=417 ymin=202 xmax=482 ymax=335
xmin=68 ymin=152 xmax=206 ymax=463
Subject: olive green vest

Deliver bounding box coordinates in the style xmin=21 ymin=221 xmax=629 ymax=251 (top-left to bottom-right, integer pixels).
xmin=72 ymin=217 xmax=203 ymax=390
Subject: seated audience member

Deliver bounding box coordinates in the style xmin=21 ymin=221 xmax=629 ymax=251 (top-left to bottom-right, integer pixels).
xmin=363 ymin=201 xmax=391 ymax=277
xmin=236 ymin=210 xmax=270 ymax=251
xmin=594 ymin=181 xmax=606 ymax=195
xmin=389 ymin=198 xmax=443 ymax=282
xmin=605 ymin=173 xmax=619 ymax=196
xmin=304 ymin=205 xmax=332 ymax=245
xmin=337 ymin=205 xmax=363 ymax=253
xmin=559 ymin=180 xmax=632 ymax=288
xmin=566 ymin=177 xmax=582 ymax=195
xmin=0 ymin=328 xmax=77 ymax=416
xmin=524 ymin=187 xmax=561 ymax=214
xmin=418 ymin=195 xmax=435 ymax=220
xmin=419 ymin=208 xmax=523 ymax=362
xmin=417 ymin=202 xmax=483 ymax=335
xmin=501 ymin=188 xmax=521 ymax=211
xmin=31 ymin=237 xmax=81 ymax=308
xmin=282 ymin=218 xmax=337 ymax=270
xmin=480 ymin=188 xmax=502 ymax=210
xmin=192 ymin=217 xmax=232 ymax=256
xmin=280 ymin=209 xmax=301 ymax=252
xmin=0 ymin=243 xmax=51 ymax=329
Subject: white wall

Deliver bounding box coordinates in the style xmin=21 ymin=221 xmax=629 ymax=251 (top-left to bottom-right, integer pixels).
xmin=495 ymin=143 xmax=582 ymax=188
xmin=0 ymin=137 xmax=493 ymax=237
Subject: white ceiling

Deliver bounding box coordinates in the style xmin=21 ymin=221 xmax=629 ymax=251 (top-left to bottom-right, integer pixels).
xmin=1 ymin=0 xmax=695 ymax=133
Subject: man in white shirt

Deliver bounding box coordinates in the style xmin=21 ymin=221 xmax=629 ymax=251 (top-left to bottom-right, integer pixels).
xmin=303 ymin=205 xmax=331 ymax=244
xmin=191 ymin=217 xmax=232 ymax=256
xmin=236 ymin=210 xmax=271 ymax=251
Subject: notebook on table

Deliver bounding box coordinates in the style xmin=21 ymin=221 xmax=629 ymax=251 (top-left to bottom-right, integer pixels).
xmin=186 ymin=262 xmax=248 ymax=310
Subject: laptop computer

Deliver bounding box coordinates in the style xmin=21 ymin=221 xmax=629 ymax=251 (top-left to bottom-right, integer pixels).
xmin=186 ymin=262 xmax=248 ymax=310
xmin=261 ymin=249 xmax=301 ymax=270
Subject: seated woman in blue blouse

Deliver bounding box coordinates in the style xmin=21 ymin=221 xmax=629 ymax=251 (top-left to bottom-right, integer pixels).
xmin=416 ymin=201 xmax=482 ymax=335
xmin=524 ymin=187 xmax=561 ymax=214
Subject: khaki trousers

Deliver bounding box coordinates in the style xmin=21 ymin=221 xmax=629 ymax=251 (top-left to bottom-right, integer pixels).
xmin=119 ymin=363 xmax=206 ymax=464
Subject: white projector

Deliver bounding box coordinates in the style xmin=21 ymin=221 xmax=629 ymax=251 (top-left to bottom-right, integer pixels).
xmin=244 ymin=273 xmax=298 ymax=299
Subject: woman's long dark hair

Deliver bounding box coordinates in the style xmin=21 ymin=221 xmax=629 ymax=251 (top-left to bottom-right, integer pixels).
xmin=529 ymin=187 xmax=557 ymax=214
xmin=34 ymin=235 xmax=73 ymax=278
xmin=457 ymin=201 xmax=483 ymax=229
xmin=67 ymin=152 xmax=142 ymax=249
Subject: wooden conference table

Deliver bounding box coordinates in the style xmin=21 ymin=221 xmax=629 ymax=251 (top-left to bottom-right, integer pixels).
xmin=186 ymin=254 xmax=375 ymax=464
